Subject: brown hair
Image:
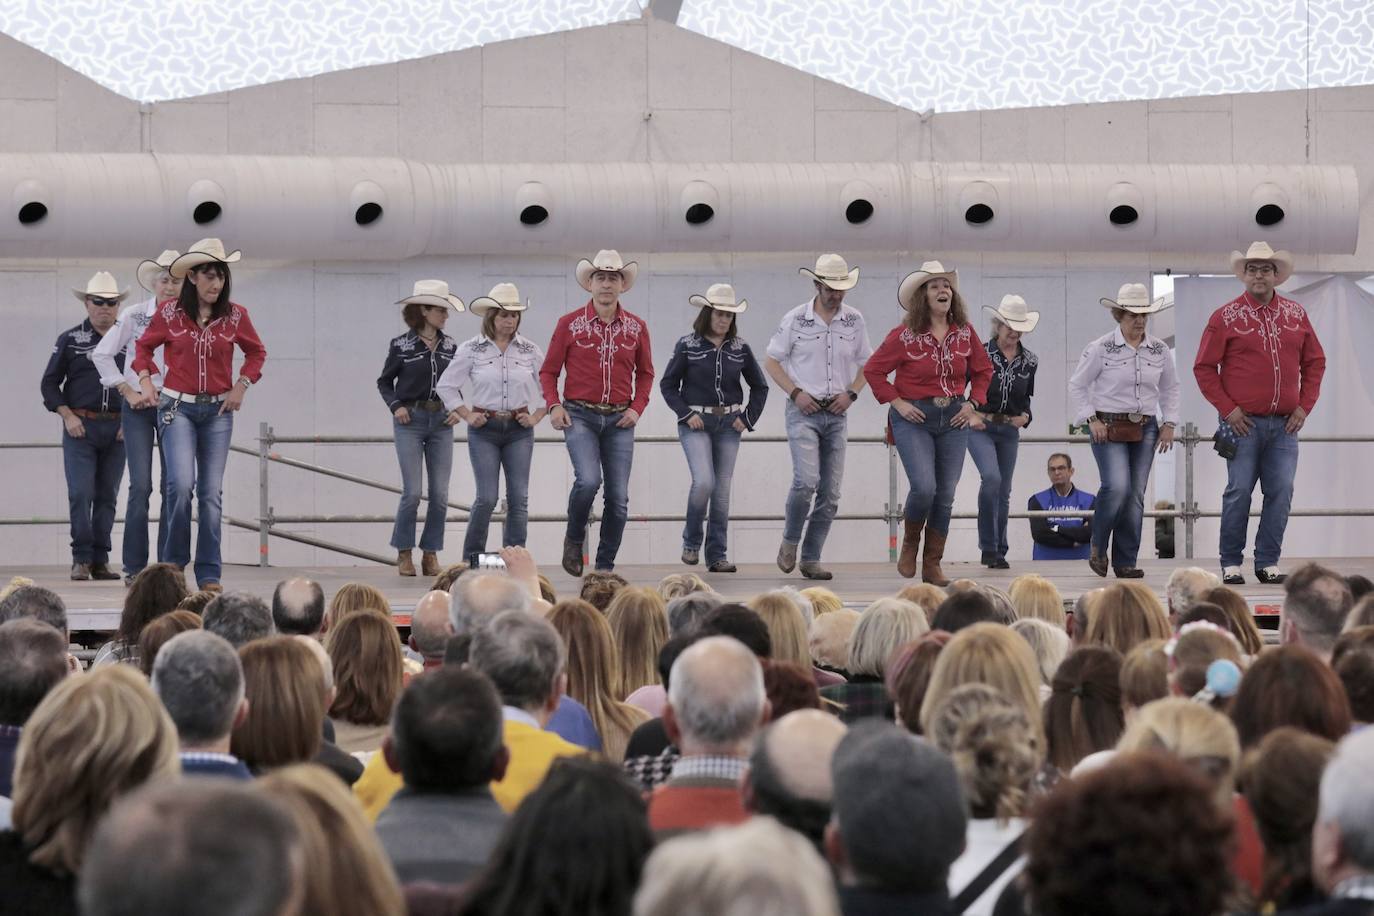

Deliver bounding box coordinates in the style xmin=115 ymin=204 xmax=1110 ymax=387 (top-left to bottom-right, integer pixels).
xmin=1169 ymin=626 xmax=1243 ymax=706
xmin=327 ymin=583 xmax=391 ymax=630
xmin=749 ymin=592 xmax=811 ymax=668
xmin=761 ymin=660 xmax=821 ymax=719
xmin=232 ymin=636 xmax=326 ymax=769
xmin=136 ymin=609 xmax=202 ymax=677
xmin=431 ymin=564 xmax=469 ymax=594
xmin=401 ymin=302 xmax=426 ymax=331
xmin=1332 ymin=625 xmax=1374 ymax=723
xmin=894 ymin=583 xmax=945 ymax=624
xmin=1120 ymin=639 xmax=1169 ymax=711
xmin=481 ymin=308 xmax=522 ymax=341
xmin=176 ymin=590 xmax=216 ymax=616
xmin=605 ymin=587 xmax=668 ymax=700
xmin=326 ymin=610 xmax=403 ymax=727
xmin=1044 ymin=646 xmax=1125 ymax=772
xmin=1201 ymin=586 xmax=1265 ymax=656
xmin=888 ymin=631 xmax=951 ymax=734
xmin=537 ymin=574 xmax=557 ymax=605
xmin=117 ymin=562 xmax=190 ymax=644
xmin=579 ymin=572 xmax=629 ymax=613
xmin=691 ymin=306 xmax=737 ymax=339
xmin=904 ymin=280 xmax=970 ymax=334
xmin=1083 ymin=582 xmax=1171 ymax=657
xmin=548 ymin=599 xmax=647 ymax=761
xmin=1229 ymin=644 xmax=1351 ymax=748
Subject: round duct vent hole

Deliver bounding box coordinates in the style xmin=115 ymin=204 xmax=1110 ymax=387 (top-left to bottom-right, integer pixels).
xmin=193 ymin=201 xmax=222 ymax=225
xmin=519 ymin=205 xmax=549 ymax=226
xmin=354 ymin=203 xmax=383 ymax=226
xmin=964 ymin=203 xmax=995 ymax=225
xmin=1255 ymin=204 xmax=1285 ymax=227
xmin=685 ymin=203 xmax=714 ymax=225
xmin=845 ymin=199 xmax=875 ymax=224
xmin=1109 ymin=205 xmax=1139 ymax=225
xmin=18 ymin=202 xmax=47 ymax=225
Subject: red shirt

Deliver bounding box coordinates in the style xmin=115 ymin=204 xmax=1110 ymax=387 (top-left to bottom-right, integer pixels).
xmin=1193 ymin=291 xmax=1325 ymax=417
xmin=132 ymin=300 xmax=267 ymax=396
xmin=539 ymin=301 xmax=654 ymax=415
xmin=864 ymin=323 xmax=992 ymax=405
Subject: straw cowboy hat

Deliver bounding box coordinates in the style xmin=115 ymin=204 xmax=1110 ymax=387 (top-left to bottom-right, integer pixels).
xmin=136 ymin=250 xmax=180 ymax=293
xmin=799 ymin=253 xmax=859 ymax=291
xmin=688 ymin=283 xmax=748 ymax=314
xmin=396 ymin=279 xmax=465 ymax=311
xmin=576 ymin=250 xmax=638 ymax=293
xmin=1230 ymin=241 xmax=1293 ymax=285
xmin=71 ymin=271 xmax=128 ymax=303
xmin=1099 ymin=282 xmax=1171 ymax=314
xmin=469 ymin=282 xmax=529 ymax=317
xmin=983 ymin=294 xmax=1040 ymax=333
xmin=168 ymin=238 xmax=242 ymax=279
xmin=898 ymin=260 xmax=958 ymax=311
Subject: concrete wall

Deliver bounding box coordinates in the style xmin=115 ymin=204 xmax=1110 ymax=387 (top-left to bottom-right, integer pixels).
xmin=2 ymin=20 xmax=1372 ymax=569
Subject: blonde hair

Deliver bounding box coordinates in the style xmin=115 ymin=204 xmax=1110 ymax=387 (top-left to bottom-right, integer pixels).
xmin=1120 ymin=639 xmax=1169 ymax=711
xmin=258 ymin=764 xmax=405 ymax=916
xmin=1084 ymin=582 xmax=1171 ymax=656
xmin=800 ymin=587 xmax=843 ymax=617
xmin=656 ymin=573 xmax=714 ymax=601
xmin=929 ymin=683 xmax=1042 ymax=822
xmin=847 ymin=598 xmax=930 ymax=678
xmin=919 ymin=623 xmax=1045 ymax=744
xmin=326 ymin=610 xmax=403 ymax=727
xmin=750 ymin=592 xmax=812 ymax=668
xmin=1117 ymin=697 xmax=1240 ymax=807
xmin=12 ymin=666 xmax=179 ymax=874
xmin=894 ymin=583 xmax=946 ymax=624
xmin=1011 ymin=617 xmax=1070 ymax=686
xmin=549 ymin=599 xmax=649 ymax=761
xmin=809 ymin=609 xmax=860 ymax=670
xmin=1008 ymin=575 xmax=1066 ymax=627
xmin=606 ymin=587 xmax=668 ymax=700
xmin=327 ymin=582 xmax=390 ymax=629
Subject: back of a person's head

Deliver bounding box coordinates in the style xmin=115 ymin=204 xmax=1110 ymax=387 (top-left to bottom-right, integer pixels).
xmin=202 ymin=591 xmax=274 ymax=648
xmin=118 ymin=563 xmax=189 ymax=643
xmin=137 ymin=609 xmax=203 ymax=677
xmin=635 ymin=816 xmax=839 ymax=916
xmin=452 ymin=571 xmax=531 ymax=634
xmin=800 ymin=586 xmax=843 ymax=617
xmin=848 ymin=598 xmax=929 ymax=678
xmin=1332 ymin=626 xmax=1374 ymax=724
xmin=1165 ymin=566 xmax=1221 ymax=615
xmin=12 ymin=665 xmax=179 ymax=874
xmin=1176 ymin=601 xmax=1231 ymax=633
xmin=547 ymin=599 xmax=623 ymax=712
xmin=930 ymin=589 xmax=998 ymax=633
xmin=1240 ymin=726 xmax=1335 ymax=905
xmin=1010 ymin=616 xmax=1070 ymax=686
xmin=409 ymin=590 xmax=454 ymax=657
xmin=79 ymin=780 xmax=301 ymax=916
xmin=607 ymin=587 xmax=669 ymax=698
xmin=665 ymin=590 xmax=723 ymax=636
xmin=1044 ymin=645 xmax=1125 ymax=772
xmin=1168 ymin=623 xmax=1243 ymax=704
xmin=1283 ymin=562 xmax=1354 ymax=653
xmin=668 ymin=635 xmax=767 ymax=752
xmin=1119 ymin=639 xmax=1169 ymax=711
xmin=1201 ymin=586 xmax=1266 ymax=656
xmin=326 ymin=609 xmax=402 ymax=727
xmin=432 ymin=564 xmax=469 ymax=595
xmin=1083 ymin=582 xmax=1170 ymax=656
xmin=151 ymin=629 xmax=244 ymax=748
xmin=469 ymin=609 xmax=564 ymax=711
xmin=1069 ymin=588 xmax=1101 ymax=644
xmin=762 ymin=659 xmax=821 ymax=718
xmin=888 ymin=631 xmax=951 ymax=734
xmin=1346 ymin=593 xmax=1374 ymax=632
xmin=1230 ymin=644 xmax=1351 ymax=749
xmin=919 ymin=622 xmax=1043 ymax=742
xmin=829 ymin=721 xmax=967 ymax=894
xmin=750 ymin=591 xmax=811 ymax=667
xmin=809 ymin=608 xmax=860 ymax=671
xmin=579 ymin=571 xmax=629 ymax=611
xmin=699 ymin=603 xmax=772 ymax=658
xmin=747 ymin=710 xmax=847 ymax=848
xmin=327 ymin=582 xmax=391 ymax=628
xmin=1008 ymin=574 xmax=1066 ymax=627
xmin=272 ymin=577 xmax=326 ymax=636
xmin=894 ymin=583 xmax=945 ymax=623
xmin=0 ymin=584 xmax=68 ymax=634
xmin=232 ymin=636 xmax=326 ymax=769
xmin=1349 ymin=575 xmax=1374 ymax=602
xmin=1117 ymin=697 xmax=1240 ymax=806
xmin=1316 ymin=729 xmax=1374 ymax=881
xmin=1024 ymin=750 xmax=1232 ymax=916
xmin=657 ymin=572 xmax=713 ymax=602
xmin=0 ymin=618 xmax=68 ymax=728
xmin=176 ymin=590 xmax=216 ymax=616
xmin=391 ymin=667 xmax=504 ymax=792
xmin=928 ymin=683 xmax=1042 ymax=820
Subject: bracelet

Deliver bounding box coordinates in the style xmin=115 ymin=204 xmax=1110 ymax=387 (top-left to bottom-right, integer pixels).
xmin=788 ymin=387 xmax=801 ymax=402
xmin=238 ymin=377 xmax=252 ymax=389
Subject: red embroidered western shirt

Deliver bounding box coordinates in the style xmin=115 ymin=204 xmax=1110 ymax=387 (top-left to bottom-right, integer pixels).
xmin=1192 ymin=290 xmax=1325 ymax=417
xmin=539 ymin=301 xmax=655 ymax=415
xmin=863 ymin=323 xmax=993 ymax=405
xmin=132 ymin=300 xmax=267 ymax=396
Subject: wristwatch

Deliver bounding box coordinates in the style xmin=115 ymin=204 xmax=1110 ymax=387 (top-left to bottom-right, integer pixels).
xmin=846 ymin=389 xmax=860 ymax=402
xmin=789 ymin=387 xmax=802 ymax=402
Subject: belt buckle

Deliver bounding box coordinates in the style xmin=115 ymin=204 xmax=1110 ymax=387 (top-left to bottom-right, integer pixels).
xmin=1128 ymin=413 xmax=1143 ymax=423
xmin=195 ymin=394 xmax=215 ymax=405
xmin=933 ymin=396 xmax=952 ymax=408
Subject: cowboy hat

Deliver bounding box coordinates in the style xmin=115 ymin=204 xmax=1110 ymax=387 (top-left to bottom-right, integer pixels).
xmin=982 ymin=294 xmax=1039 ymax=333
xmin=799 ymin=253 xmax=859 ymax=291
xmin=688 ymin=283 xmax=748 ymax=314
xmin=169 ymin=238 xmax=242 ymax=279
xmin=1230 ymin=241 xmax=1293 ymax=285
xmin=136 ymin=250 xmax=181 ymax=293
xmin=72 ymin=271 xmax=128 ymax=304
xmin=396 ymin=279 xmax=465 ymax=311
xmin=576 ymin=250 xmax=638 ymax=293
xmin=469 ymin=282 xmax=528 ymax=317
xmin=898 ymin=260 xmax=958 ymax=311
xmin=1099 ymin=282 xmax=1171 ymax=314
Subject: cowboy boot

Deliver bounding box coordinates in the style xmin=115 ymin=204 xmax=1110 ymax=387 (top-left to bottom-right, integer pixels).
xmin=397 ymin=550 xmax=416 ymax=577
xmin=897 ymin=517 xmax=923 ymax=579
xmin=921 ymin=529 xmax=951 ymax=587
xmin=1088 ymin=544 xmax=1108 ymax=578
xmin=421 ymin=551 xmax=441 ymax=578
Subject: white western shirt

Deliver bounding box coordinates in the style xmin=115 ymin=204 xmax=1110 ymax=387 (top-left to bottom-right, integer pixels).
xmin=436 ymin=333 xmax=547 ymax=413
xmin=92 ymin=296 xmax=164 ymax=392
xmin=766 ymin=300 xmax=873 ymax=399
xmin=1068 ymin=327 xmax=1181 ymax=425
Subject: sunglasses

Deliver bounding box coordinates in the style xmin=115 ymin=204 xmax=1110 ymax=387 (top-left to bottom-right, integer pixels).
xmin=87 ymin=297 xmax=120 ymax=307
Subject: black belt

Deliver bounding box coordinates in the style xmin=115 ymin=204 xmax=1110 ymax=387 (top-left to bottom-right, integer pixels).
xmin=567 ymin=400 xmax=628 ymax=415
xmin=1099 ymin=412 xmax=1146 ymax=422
xmin=405 ymin=400 xmax=445 ymax=412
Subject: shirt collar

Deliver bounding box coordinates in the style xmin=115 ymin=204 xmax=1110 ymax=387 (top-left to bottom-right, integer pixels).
xmin=1241 ymin=289 xmax=1280 ymax=311
xmin=669 ymin=754 xmax=748 ymax=782
xmin=583 ymin=299 xmax=620 ymax=325
xmin=805 ymin=297 xmax=850 ymax=324
xmin=502 ymin=705 xmax=541 ymax=729
xmin=179 ymin=751 xmax=242 ymax=766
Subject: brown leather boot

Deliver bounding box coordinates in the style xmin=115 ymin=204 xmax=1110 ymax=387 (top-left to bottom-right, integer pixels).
xmin=921 ymin=528 xmax=950 ymax=587
xmin=897 ymin=517 xmax=923 ymax=579
xmin=421 ymin=551 xmax=441 ymax=577
xmin=397 ymin=550 xmax=416 ymax=577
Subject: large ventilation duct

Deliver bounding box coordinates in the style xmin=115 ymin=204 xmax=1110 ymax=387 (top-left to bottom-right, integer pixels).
xmin=0 ymin=155 xmax=1358 ymax=258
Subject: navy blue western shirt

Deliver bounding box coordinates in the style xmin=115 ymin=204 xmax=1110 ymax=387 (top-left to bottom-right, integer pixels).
xmin=376 ymin=330 xmax=458 ymax=412
xmin=41 ymin=319 xmax=121 ymax=413
xmin=982 ymin=339 xmax=1037 ymax=425
xmin=659 ymin=334 xmax=769 ymax=429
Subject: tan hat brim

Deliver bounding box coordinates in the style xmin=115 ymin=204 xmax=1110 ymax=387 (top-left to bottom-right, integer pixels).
xmin=1229 ymin=250 xmax=1293 ymax=285
xmin=982 ymin=305 xmax=1039 ymax=332
xmin=576 ymin=259 xmax=638 ymax=294
xmin=469 ymin=296 xmax=527 ymax=317
xmin=688 ymin=294 xmax=747 ymax=314
xmin=1099 ymin=297 xmax=1170 ymax=314
xmin=898 ymin=269 xmax=958 ymax=311
xmin=799 ymin=267 xmax=859 ymax=291
xmin=169 ymin=249 xmax=242 ymax=279
xmin=396 ymin=294 xmax=465 ymax=311
xmin=137 ymin=259 xmax=174 ymax=293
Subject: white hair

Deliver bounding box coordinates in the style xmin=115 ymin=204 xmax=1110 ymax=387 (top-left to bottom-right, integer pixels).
xmin=1165 ymin=567 xmax=1221 ymax=614
xmin=848 ymin=598 xmax=929 ymax=678
xmin=768 ymin=587 xmax=814 ymax=626
xmin=1010 ymin=617 xmax=1071 ymax=686
xmin=1318 ymin=728 xmax=1374 ymax=871
xmin=667 ymin=636 xmax=766 ymax=752
xmin=451 ymin=572 xmax=531 ymax=633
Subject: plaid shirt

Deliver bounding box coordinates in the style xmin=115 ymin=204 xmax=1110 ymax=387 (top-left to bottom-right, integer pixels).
xmin=624 ymin=746 xmax=679 ymax=791
xmin=818 ymin=680 xmax=893 ymax=724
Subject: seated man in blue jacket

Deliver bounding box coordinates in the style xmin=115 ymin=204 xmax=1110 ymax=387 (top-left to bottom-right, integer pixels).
xmin=1029 ymin=453 xmax=1096 ymax=560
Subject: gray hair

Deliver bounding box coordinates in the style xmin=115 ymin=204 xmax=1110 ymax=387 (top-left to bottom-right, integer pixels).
xmin=666 ymin=591 xmax=724 ymax=636
xmin=979 ymin=585 xmax=1017 ymax=625
xmin=848 ymin=598 xmax=930 ymax=678
xmin=667 ymin=636 xmax=766 ymax=751
xmin=809 ymin=609 xmax=861 ymax=670
xmin=469 ymin=610 xmax=564 ymax=711
xmin=1010 ymin=617 xmax=1071 ymax=686
xmin=1283 ymin=563 xmax=1355 ymax=653
xmin=410 ymin=591 xmax=453 ymax=656
xmin=151 ymin=630 xmax=244 ymax=746
xmin=0 ymin=585 xmax=68 ymax=635
xmin=201 ymin=592 xmax=274 ymax=649
xmin=769 ymin=587 xmax=814 ymax=626
xmin=1318 ymin=728 xmax=1374 ymax=871
xmin=1165 ymin=567 xmax=1221 ymax=615
xmin=451 ymin=572 xmax=532 ymax=634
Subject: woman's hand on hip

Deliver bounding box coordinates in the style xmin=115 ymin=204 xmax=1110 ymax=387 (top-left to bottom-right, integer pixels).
xmin=393 ymin=406 xmax=411 ymax=425
xmin=1088 ymin=418 xmax=1107 ymax=443
xmin=892 ymin=398 xmax=925 ymax=423
xmin=219 ymin=386 xmax=246 ymax=415
xmin=731 ymin=417 xmax=747 ymax=433
xmin=685 ymin=413 xmax=705 ymax=430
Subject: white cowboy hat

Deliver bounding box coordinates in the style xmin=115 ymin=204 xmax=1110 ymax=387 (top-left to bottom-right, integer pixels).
xmin=71 ymin=271 xmax=128 ymax=303
xmin=1230 ymin=241 xmax=1293 ymax=285
xmin=576 ymin=249 xmax=638 ymax=293
xmin=982 ymin=294 xmax=1040 ymax=333
xmin=799 ymin=253 xmax=859 ymax=291
xmin=396 ymin=279 xmax=465 ymax=311
xmin=1099 ymin=282 xmax=1171 ymax=314
xmin=136 ymin=250 xmax=180 ymax=293
xmin=688 ymin=283 xmax=748 ymax=314
xmin=469 ymin=282 xmax=528 ymax=317
xmin=168 ymin=238 xmax=242 ymax=279
xmin=898 ymin=260 xmax=959 ymax=311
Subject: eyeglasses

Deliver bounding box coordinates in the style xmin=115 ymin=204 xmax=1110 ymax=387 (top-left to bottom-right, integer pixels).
xmin=1244 ymin=264 xmax=1276 ymax=276
xmin=1048 ymin=465 xmax=1071 ymax=472
xmin=87 ymin=297 xmax=120 ymax=307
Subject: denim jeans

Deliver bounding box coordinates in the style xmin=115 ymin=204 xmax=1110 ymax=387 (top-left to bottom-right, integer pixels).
xmin=678 ymin=415 xmax=743 ymax=565
xmin=889 ymin=401 xmax=970 ymax=535
xmin=158 ymin=398 xmax=232 ymax=587
xmin=120 ymin=401 xmax=166 ymax=576
xmin=463 ymin=418 xmax=534 ymax=562
xmin=62 ymin=417 xmax=125 ymax=565
xmin=782 ymin=402 xmax=848 ymax=563
xmin=1089 ymin=418 xmax=1159 ymax=568
xmin=1218 ymin=415 xmax=1299 ymax=568
xmin=967 ymin=423 xmax=1020 ymax=557
xmin=564 ymin=404 xmax=635 ymax=570
xmin=391 ymin=410 xmax=454 ymax=552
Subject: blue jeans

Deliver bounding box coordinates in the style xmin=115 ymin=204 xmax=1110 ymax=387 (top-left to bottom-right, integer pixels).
xmin=62 ymin=417 xmax=125 ymax=565
xmin=564 ymin=404 xmax=635 ymax=570
xmin=391 ymin=410 xmax=454 ymax=552
xmin=158 ymin=398 xmax=232 ymax=587
xmin=1089 ymin=419 xmax=1159 ymax=568
xmin=782 ymin=402 xmax=848 ymax=563
xmin=679 ymin=415 xmax=743 ymax=565
xmin=121 ymin=401 xmax=167 ymax=576
xmin=967 ymin=423 xmax=1020 ymax=557
xmin=889 ymin=401 xmax=970 ymax=535
xmin=463 ymin=418 xmax=534 ymax=561
xmin=1219 ymin=415 xmax=1299 ymax=569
